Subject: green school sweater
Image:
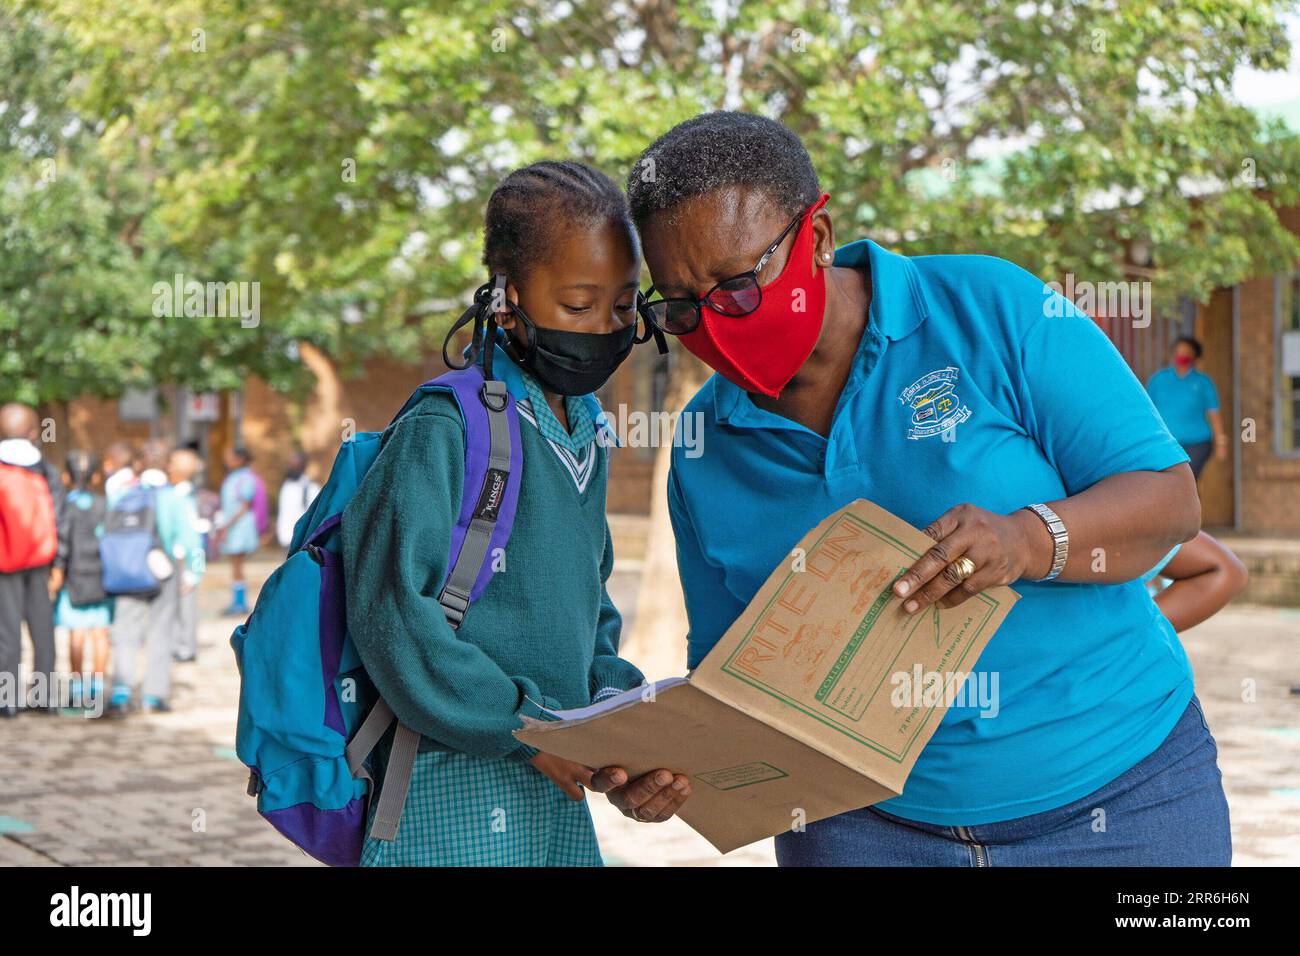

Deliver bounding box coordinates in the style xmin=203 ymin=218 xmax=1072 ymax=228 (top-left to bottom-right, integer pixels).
xmin=339 ymin=383 xmax=644 ymax=762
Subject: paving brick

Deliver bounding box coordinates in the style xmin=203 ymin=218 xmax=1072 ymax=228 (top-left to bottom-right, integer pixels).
xmin=4 ymin=563 xmax=1297 ymax=866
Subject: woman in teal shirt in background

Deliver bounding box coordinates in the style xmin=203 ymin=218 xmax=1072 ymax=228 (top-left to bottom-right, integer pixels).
xmin=1146 ymin=335 xmax=1227 ymax=479
xmin=630 ymin=112 xmax=1229 ymax=866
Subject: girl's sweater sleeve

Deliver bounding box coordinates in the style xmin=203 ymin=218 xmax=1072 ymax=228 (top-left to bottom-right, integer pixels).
xmin=340 ymin=406 xmax=556 ymax=760
xmin=588 ymin=518 xmax=646 ymax=702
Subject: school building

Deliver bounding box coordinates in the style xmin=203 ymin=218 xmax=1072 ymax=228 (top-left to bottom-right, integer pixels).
xmin=1087 ymin=200 xmax=1300 ymax=536
xmin=44 ymin=91 xmax=1300 ymax=607
xmin=45 ymin=330 xmax=671 ymax=516
xmin=49 ymin=208 xmax=1299 ymax=531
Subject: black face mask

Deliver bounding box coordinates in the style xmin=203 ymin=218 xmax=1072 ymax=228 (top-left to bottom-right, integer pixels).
xmin=442 ymin=275 xmax=665 ymax=394
xmin=502 ymin=299 xmax=637 ymax=396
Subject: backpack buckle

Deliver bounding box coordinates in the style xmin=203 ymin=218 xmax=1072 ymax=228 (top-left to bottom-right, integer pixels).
xmin=438 ymin=584 xmax=470 ymax=630
xmin=246 ymin=770 xmax=262 ymax=796
xmin=305 ymin=543 xmax=325 ymax=565
xmin=479 ymin=380 xmax=508 ymax=412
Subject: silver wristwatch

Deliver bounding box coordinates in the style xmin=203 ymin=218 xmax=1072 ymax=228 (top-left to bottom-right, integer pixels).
xmin=1023 ymin=503 xmax=1069 ymax=581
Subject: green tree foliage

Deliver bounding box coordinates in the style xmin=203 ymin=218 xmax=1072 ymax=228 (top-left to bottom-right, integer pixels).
xmin=7 ymin=0 xmax=1300 ymax=403
xmin=1 ymin=1 xmax=303 ymax=403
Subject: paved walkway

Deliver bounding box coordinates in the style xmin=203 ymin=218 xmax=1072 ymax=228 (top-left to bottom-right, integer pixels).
xmin=2 ymin=555 xmax=1297 ymax=866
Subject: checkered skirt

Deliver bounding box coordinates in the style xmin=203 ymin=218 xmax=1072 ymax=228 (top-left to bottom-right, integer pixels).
xmin=360 ymin=749 xmax=603 ymax=867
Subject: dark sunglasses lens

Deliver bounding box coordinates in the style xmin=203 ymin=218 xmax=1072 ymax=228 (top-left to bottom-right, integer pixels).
xmin=707 ymin=275 xmax=762 ymax=316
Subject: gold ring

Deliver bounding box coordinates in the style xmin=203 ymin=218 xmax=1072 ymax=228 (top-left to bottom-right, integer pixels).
xmin=952 ymin=556 xmax=977 ymax=582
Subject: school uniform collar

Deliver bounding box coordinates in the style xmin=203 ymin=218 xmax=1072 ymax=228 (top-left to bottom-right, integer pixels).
xmin=481 ymin=340 xmax=529 ymax=402
xmin=713 ymin=238 xmax=927 ymax=428
xmin=480 ymin=337 xmax=610 ymax=444
xmin=517 ymin=369 xmax=596 ymax=453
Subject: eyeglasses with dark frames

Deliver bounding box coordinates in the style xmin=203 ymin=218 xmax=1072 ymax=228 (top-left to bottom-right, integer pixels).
xmin=637 ymin=207 xmax=807 ymax=336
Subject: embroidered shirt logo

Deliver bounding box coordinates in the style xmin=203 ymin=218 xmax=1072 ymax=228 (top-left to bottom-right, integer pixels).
xmin=898 ymin=366 xmax=971 ymax=440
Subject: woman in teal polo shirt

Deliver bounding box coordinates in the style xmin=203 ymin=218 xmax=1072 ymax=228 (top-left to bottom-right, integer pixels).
xmin=1146 ymin=336 xmax=1227 ymax=478
xmin=628 ymin=112 xmax=1230 ymax=866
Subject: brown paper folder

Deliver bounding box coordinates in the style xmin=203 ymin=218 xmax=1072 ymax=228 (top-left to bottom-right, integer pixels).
xmin=516 ymin=499 xmax=1019 ymax=853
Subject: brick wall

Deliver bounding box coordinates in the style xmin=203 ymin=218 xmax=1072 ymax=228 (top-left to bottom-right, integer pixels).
xmin=1238 ymin=270 xmax=1300 ymax=532
xmin=245 ymin=343 xmax=656 ymax=515
xmin=36 ymin=341 xmax=656 ymax=518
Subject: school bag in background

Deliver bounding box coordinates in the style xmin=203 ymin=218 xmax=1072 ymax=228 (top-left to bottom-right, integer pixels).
xmin=0 ymin=462 xmax=57 ymax=573
xmin=249 ymin=471 xmax=270 ymax=536
xmin=62 ymin=494 xmax=109 ymax=606
xmin=99 ymin=485 xmax=172 ymax=596
xmin=231 ymin=362 xmax=522 ymax=867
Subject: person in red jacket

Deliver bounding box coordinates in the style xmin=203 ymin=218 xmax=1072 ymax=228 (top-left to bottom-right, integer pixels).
xmin=0 ymin=403 xmax=61 ymax=716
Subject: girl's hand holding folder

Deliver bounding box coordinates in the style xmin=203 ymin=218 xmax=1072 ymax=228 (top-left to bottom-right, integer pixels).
xmin=530 ymin=752 xmax=596 ymax=801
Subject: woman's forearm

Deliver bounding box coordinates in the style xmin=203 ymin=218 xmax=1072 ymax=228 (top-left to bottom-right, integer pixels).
xmin=1207 ymin=409 xmax=1225 ymax=441
xmin=1017 ymin=464 xmax=1200 ymax=583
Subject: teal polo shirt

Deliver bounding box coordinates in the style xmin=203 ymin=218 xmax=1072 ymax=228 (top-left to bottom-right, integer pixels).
xmin=1146 ymin=366 xmax=1219 ymax=445
xmin=667 ymin=239 xmax=1195 ymax=826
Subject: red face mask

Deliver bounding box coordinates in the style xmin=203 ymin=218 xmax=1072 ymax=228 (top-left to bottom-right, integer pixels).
xmin=1174 ymin=355 xmax=1194 ymax=370
xmin=679 ymin=194 xmax=830 ymax=397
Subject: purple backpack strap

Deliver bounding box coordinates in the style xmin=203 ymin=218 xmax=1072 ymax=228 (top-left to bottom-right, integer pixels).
xmin=327 ymin=365 xmax=520 ymax=847
xmin=403 ymin=365 xmax=521 ymax=629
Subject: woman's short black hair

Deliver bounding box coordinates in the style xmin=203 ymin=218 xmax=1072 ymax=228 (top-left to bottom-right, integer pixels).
xmin=626 ymin=111 xmax=821 ymax=225
xmin=482 ymin=161 xmax=634 ymax=281
xmin=1173 ymin=335 xmax=1203 ymax=358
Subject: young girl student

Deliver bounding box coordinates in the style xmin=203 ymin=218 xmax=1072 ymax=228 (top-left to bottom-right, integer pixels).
xmin=48 ymin=451 xmax=113 ymax=711
xmin=216 ymin=446 xmax=260 ymax=616
xmin=340 ymin=161 xmax=690 ymax=866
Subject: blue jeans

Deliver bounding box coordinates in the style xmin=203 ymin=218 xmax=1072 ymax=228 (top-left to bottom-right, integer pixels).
xmin=776 ymin=695 xmax=1231 ymax=866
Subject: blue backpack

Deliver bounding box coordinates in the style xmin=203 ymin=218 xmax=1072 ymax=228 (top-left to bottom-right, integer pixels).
xmin=231 ymin=363 xmax=522 ymax=866
xmin=100 ymin=485 xmax=164 ymax=596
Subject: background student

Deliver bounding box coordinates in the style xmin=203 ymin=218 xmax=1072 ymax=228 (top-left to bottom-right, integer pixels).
xmin=215 ymin=446 xmax=260 ymax=616
xmin=0 ymin=403 xmax=61 ymax=716
xmin=49 ymin=450 xmax=114 ymax=710
xmin=275 ymin=450 xmax=320 ymax=551
xmin=106 ymin=440 xmax=177 ymax=716
xmin=162 ymin=448 xmax=206 ymax=664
